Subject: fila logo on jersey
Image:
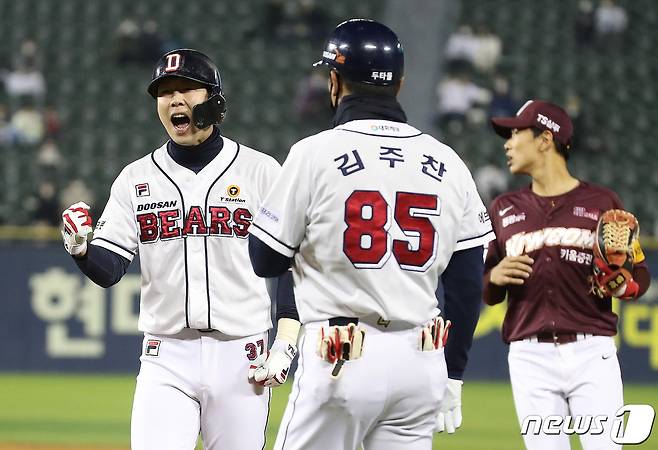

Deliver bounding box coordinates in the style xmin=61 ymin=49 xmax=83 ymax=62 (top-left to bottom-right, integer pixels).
xmin=136 ymin=205 xmax=253 ymax=243
xmin=145 ymin=339 xmax=161 ymax=356
xmin=135 ymin=183 xmax=150 ymax=197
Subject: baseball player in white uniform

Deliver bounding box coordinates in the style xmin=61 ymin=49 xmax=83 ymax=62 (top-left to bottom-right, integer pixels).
xmin=61 ymin=49 xmax=293 ymax=449
xmin=246 ymin=20 xmax=494 ymax=450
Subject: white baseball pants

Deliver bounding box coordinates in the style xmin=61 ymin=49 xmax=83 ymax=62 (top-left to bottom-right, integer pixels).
xmin=509 ymin=335 xmax=623 ymax=450
xmin=131 ymin=329 xmax=270 ymax=450
xmin=274 ymin=321 xmax=447 ymax=450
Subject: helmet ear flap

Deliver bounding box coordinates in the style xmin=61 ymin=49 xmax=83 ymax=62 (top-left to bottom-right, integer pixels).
xmin=192 ymin=91 xmax=227 ymax=129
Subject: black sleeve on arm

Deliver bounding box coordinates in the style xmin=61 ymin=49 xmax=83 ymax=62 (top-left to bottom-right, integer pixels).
xmin=248 ymin=234 xmax=292 ymax=277
xmin=441 ymin=245 xmax=485 ymax=380
xmin=274 ymin=270 xmax=299 ymax=322
xmin=74 ymin=244 xmax=131 ymax=288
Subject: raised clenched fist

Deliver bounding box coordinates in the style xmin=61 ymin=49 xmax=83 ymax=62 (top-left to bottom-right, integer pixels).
xmin=61 ymin=202 xmax=93 ymax=257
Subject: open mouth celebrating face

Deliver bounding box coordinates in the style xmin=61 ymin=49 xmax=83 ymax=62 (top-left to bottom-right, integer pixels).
xmin=171 ymin=113 xmax=192 ymax=134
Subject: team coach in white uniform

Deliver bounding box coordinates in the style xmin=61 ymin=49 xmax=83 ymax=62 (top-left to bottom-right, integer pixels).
xmin=248 ymin=19 xmax=494 ymax=450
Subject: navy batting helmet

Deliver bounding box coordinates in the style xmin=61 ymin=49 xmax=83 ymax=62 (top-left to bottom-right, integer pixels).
xmin=148 ymin=49 xmax=227 ymax=129
xmin=313 ymin=19 xmax=404 ymax=86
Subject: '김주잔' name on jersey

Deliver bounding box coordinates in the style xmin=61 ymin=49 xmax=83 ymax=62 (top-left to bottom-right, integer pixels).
xmin=136 ymin=205 xmax=253 ymax=243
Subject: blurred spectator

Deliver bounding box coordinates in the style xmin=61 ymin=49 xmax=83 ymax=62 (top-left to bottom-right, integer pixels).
xmin=44 ymin=106 xmax=62 ymax=139
xmin=472 ymin=24 xmax=502 ymax=73
xmin=595 ymin=0 xmax=627 ymax=45
xmin=115 ymin=19 xmax=142 ymax=64
xmin=295 ymin=0 xmax=331 ymax=45
xmin=293 ymin=71 xmax=331 ymax=125
xmin=0 ymin=103 xmax=15 ymax=145
xmin=245 ymin=0 xmax=286 ymax=40
xmin=564 ymin=94 xmax=604 ymax=153
xmin=445 ymin=24 xmax=502 ymax=74
xmin=31 ymin=181 xmax=60 ymax=227
xmin=59 ymin=179 xmax=94 ymax=212
xmin=489 ymin=76 xmax=518 ymax=118
xmin=575 ymin=0 xmax=595 ymax=46
xmin=114 ymin=18 xmax=165 ymax=65
xmin=14 ymin=39 xmax=42 ymax=69
xmin=140 ymin=20 xmax=165 ymax=63
xmin=474 ymin=163 xmax=509 ymax=206
xmin=435 ymin=72 xmax=491 ymax=132
xmin=445 ymin=25 xmax=477 ymax=66
xmin=3 ymin=39 xmax=46 ymax=102
xmin=36 ymin=138 xmax=64 ymax=169
xmin=264 ymin=0 xmax=286 ymax=38
xmin=11 ymin=98 xmax=44 ymax=145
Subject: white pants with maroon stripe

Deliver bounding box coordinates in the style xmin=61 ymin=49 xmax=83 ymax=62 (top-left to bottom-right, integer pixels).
xmin=508 ymin=335 xmax=622 ymax=450
xmin=274 ymin=321 xmax=447 ymax=450
xmin=131 ymin=329 xmax=270 ymax=450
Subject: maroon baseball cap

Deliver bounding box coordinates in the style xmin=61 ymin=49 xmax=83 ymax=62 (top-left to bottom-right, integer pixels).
xmin=491 ymin=100 xmax=573 ymax=148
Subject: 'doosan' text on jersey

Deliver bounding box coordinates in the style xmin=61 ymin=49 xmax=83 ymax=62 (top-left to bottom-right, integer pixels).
xmin=91 ymin=137 xmax=280 ymax=335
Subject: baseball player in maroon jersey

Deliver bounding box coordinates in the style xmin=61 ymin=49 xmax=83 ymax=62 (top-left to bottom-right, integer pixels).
xmin=483 ymin=99 xmax=651 ymax=450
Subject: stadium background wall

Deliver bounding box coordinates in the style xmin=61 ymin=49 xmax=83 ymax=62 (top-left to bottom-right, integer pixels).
xmin=1 ymin=242 xmax=656 ymax=381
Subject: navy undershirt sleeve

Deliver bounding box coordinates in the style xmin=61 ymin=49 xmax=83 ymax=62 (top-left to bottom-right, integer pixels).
xmin=440 ymin=245 xmax=485 ymax=380
xmin=74 ymin=244 xmax=131 ymax=288
xmin=274 ymin=270 xmax=299 ymax=322
xmin=248 ymin=234 xmax=292 ymax=277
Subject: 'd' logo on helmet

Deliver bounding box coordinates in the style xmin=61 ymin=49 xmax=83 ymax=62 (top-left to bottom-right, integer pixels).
xmin=227 ymin=185 xmax=240 ymax=197
xmin=165 ymin=53 xmax=181 ymax=73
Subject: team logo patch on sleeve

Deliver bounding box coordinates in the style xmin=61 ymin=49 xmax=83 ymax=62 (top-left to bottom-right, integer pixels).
xmin=145 ymin=339 xmax=161 ymax=356
xmin=135 ymin=183 xmax=150 ymax=197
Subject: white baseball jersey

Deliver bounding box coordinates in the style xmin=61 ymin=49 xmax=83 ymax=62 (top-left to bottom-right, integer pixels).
xmin=91 ymin=137 xmax=280 ymax=336
xmin=250 ymin=119 xmax=493 ymax=325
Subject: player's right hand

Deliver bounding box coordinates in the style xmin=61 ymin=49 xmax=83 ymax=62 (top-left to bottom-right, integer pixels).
xmin=489 ymin=255 xmax=533 ymax=286
xmin=436 ymin=378 xmax=463 ymax=434
xmin=61 ymin=202 xmax=93 ymax=257
xmin=248 ymin=339 xmax=297 ymax=388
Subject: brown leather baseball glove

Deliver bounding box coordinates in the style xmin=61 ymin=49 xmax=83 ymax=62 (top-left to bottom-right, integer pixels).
xmin=590 ymin=209 xmax=643 ymax=299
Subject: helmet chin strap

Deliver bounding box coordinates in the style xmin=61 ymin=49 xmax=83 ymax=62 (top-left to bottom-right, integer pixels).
xmin=192 ymin=92 xmax=227 ymax=129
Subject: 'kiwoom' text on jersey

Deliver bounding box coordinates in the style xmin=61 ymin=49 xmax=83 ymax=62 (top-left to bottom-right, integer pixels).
xmin=92 ymin=137 xmax=280 ymax=335
xmin=250 ymin=120 xmax=493 ymax=325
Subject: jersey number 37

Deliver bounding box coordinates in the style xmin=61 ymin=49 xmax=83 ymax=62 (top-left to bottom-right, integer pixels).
xmin=344 ymin=190 xmax=439 ymax=272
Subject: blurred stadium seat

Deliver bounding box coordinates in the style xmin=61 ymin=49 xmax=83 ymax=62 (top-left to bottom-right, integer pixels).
xmin=449 ymin=0 xmax=658 ymax=235
xmin=0 ymin=0 xmax=655 ymax=235
xmin=0 ymin=0 xmax=381 ymax=225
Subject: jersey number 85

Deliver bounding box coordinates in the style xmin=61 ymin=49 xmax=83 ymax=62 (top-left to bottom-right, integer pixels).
xmin=343 ymin=191 xmax=439 ymax=272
